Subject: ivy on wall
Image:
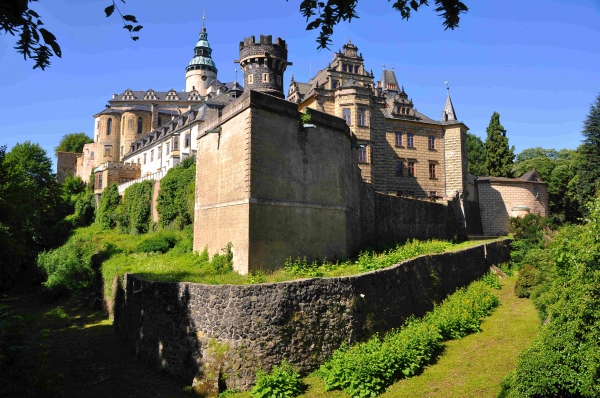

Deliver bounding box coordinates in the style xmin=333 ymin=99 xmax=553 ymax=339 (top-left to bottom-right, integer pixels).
xmin=121 ymin=180 xmax=155 ymax=234
xmin=156 ymin=157 xmax=196 ymax=229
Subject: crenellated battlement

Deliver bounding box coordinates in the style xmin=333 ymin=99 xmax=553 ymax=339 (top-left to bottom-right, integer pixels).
xmin=238 ymin=35 xmax=289 ymax=98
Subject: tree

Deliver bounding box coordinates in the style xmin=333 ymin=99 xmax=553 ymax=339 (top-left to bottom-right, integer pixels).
xmin=0 ymin=142 xmax=67 ymax=286
xmin=484 ymin=112 xmax=515 ymax=178
xmin=576 ymin=93 xmax=600 ymax=213
xmin=466 ymin=132 xmax=486 ymax=176
xmin=2 ymin=0 xmax=465 ymax=69
xmin=54 ymin=132 xmax=93 ymax=156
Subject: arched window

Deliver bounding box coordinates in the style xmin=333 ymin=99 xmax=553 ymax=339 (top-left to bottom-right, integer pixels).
xmin=137 ymin=117 xmax=143 ymax=134
xmin=107 ymin=118 xmax=112 ymax=135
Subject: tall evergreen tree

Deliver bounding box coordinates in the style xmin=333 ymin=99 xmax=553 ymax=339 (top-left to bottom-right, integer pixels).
xmin=484 ymin=112 xmax=515 ymax=177
xmin=576 ymin=94 xmax=600 ymax=212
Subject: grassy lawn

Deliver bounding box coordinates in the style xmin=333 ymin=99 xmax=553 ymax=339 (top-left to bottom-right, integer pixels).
xmin=225 ymin=276 xmax=538 ymax=398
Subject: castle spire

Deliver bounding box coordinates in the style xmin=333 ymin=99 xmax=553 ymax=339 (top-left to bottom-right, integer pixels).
xmin=442 ymin=86 xmax=457 ymax=121
xmin=185 ymin=14 xmax=218 ymax=93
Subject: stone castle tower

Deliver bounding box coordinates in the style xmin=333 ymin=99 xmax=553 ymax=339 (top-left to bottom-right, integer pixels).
xmin=238 ymin=35 xmax=290 ymax=98
xmin=185 ymin=21 xmax=218 ymax=95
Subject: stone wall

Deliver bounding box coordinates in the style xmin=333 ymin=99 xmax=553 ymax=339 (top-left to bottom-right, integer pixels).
xmin=113 ymin=239 xmax=510 ymax=392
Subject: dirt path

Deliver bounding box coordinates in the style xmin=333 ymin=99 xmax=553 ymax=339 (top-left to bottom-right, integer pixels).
xmin=1 ymin=277 xmax=190 ymax=398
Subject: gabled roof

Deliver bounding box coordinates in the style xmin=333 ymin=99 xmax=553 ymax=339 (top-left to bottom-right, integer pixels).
xmin=519 ymin=169 xmax=544 ymax=182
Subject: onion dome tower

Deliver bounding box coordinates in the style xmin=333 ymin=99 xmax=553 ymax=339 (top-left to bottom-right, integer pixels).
xmin=185 ymin=14 xmax=218 ymax=96
xmin=238 ymin=35 xmax=289 ymax=99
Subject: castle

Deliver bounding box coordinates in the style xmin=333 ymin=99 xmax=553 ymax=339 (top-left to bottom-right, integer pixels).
xmin=57 ymin=23 xmax=549 ymax=273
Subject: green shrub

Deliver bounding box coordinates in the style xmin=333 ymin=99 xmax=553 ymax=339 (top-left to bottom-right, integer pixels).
xmin=514 ymin=264 xmax=539 ymax=298
xmin=209 ymin=243 xmax=233 ymax=274
xmin=357 ymin=239 xmax=452 ymax=272
xmin=251 ymin=360 xmax=305 ymax=398
xmin=96 ymin=183 xmax=121 ymax=230
xmin=156 ymin=157 xmax=196 ymax=229
xmin=136 ymin=230 xmax=179 ymax=253
xmin=122 ymin=180 xmax=154 ymax=234
xmin=482 ymin=271 xmax=502 ymax=289
xmin=501 ymin=195 xmax=600 ymax=397
xmin=284 ymin=257 xmax=324 ymax=278
xmin=36 ymin=237 xmax=95 ymax=291
xmin=319 ymin=281 xmax=499 ymax=397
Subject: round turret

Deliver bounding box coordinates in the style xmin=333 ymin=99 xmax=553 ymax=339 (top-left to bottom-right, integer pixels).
xmin=185 ymin=26 xmax=218 ymax=95
xmin=96 ymin=110 xmax=121 ymax=162
xmin=239 ymin=35 xmax=289 ymax=99
xmin=120 ymin=110 xmax=152 ymax=159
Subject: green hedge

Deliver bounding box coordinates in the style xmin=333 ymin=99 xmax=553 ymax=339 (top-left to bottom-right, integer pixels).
xmin=36 ymin=236 xmax=95 ymax=291
xmin=319 ymin=280 xmax=499 ymax=397
xmin=250 ymin=360 xmax=305 ymax=398
xmin=96 ymin=183 xmax=121 ymax=230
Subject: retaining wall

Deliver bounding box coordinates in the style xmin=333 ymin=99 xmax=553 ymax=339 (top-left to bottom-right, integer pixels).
xmin=113 ymin=239 xmax=510 ymax=391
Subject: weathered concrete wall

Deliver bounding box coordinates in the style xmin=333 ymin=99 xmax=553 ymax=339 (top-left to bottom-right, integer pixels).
xmin=113 ymin=239 xmax=510 ymax=392
xmin=57 ymin=151 xmax=80 ymax=183
xmin=478 ymin=179 xmax=548 ymax=235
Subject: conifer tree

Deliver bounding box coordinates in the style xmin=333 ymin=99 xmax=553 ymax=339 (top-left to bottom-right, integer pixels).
xmin=576 ymin=94 xmax=600 ymax=211
xmin=484 ymin=112 xmax=515 ymax=177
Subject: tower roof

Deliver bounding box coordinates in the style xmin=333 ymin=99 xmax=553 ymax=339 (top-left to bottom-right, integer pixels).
xmin=381 ymin=69 xmax=399 ymax=91
xmin=442 ymin=90 xmax=457 ymax=121
xmin=187 ymin=24 xmax=218 ymax=73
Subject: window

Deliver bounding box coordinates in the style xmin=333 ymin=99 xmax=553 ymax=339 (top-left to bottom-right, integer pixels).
xmin=342 ymin=63 xmax=347 ymax=72
xmin=407 ymin=133 xmax=414 ymax=148
xmin=248 ymin=74 xmax=254 ymax=84
xmin=90 ymin=151 xmax=95 ymax=160
xmin=143 ymin=154 xmax=146 ymax=164
xmin=395 ymin=161 xmax=403 ymax=176
xmin=428 ymin=135 xmax=435 ymax=150
xmin=185 ymin=133 xmax=191 ymax=148
xmin=262 ymin=73 xmax=269 ymax=83
xmin=96 ymin=120 xmax=100 ymax=131
xmin=358 ymin=108 xmax=367 ymax=126
xmin=342 ymin=108 xmax=351 ymax=125
xmin=332 ymin=80 xmax=339 ymax=89
xmin=166 ymin=143 xmax=170 ymax=155
xmin=429 ymin=191 xmax=437 ymax=197
xmin=137 ymin=117 xmax=143 ymax=134
xmin=174 ymin=136 xmax=179 ymax=151
xmin=158 ymin=147 xmax=162 ymax=158
xmin=107 ymin=118 xmax=112 ymax=135
xmin=429 ymin=163 xmax=437 ymax=179
xmin=104 ymin=145 xmax=112 ymax=156
xmin=97 ymin=173 xmax=103 ymax=189
xmin=358 ymin=147 xmax=367 ymax=163
xmin=408 ymin=162 xmax=415 ymax=177
xmin=150 ymin=150 xmax=154 ymax=162
xmin=137 ymin=157 xmax=140 ymax=164
xmin=395 ymin=131 xmax=402 ymax=147
xmin=128 ymin=119 xmax=133 ymax=130
xmin=158 ymin=116 xmax=162 ymax=126
xmin=354 ymin=65 xmax=359 ymax=74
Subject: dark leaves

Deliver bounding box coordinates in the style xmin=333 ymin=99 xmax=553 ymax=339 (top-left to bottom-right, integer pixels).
xmin=132 ymin=25 xmax=143 ymax=32
xmin=104 ymin=5 xmax=115 ymax=17
xmin=299 ymin=0 xmax=468 ymax=50
xmin=122 ymin=15 xmax=137 ymax=23
xmin=40 ymin=28 xmax=61 ymax=58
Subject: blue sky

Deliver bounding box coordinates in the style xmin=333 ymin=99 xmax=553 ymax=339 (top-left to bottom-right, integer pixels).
xmin=1 ymin=0 xmax=600 ymax=170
